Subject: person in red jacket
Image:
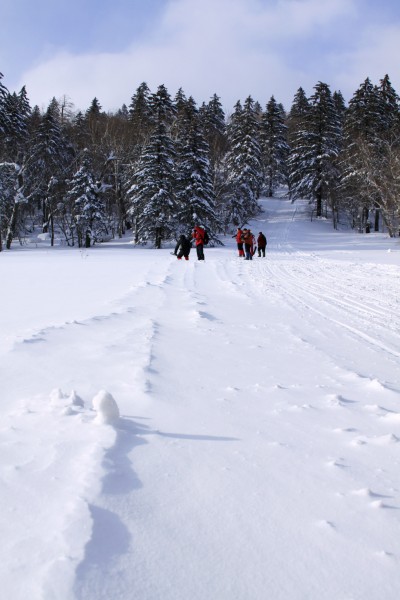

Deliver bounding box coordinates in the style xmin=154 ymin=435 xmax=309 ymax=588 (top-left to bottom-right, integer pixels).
xmin=192 ymin=225 xmax=205 ymax=260
xmin=233 ymin=227 xmax=244 ymax=257
xmin=242 ymin=228 xmax=255 ymax=260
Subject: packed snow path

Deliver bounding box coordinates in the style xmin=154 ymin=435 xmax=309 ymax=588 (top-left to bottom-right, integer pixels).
xmin=1 ymin=198 xmax=400 ymax=600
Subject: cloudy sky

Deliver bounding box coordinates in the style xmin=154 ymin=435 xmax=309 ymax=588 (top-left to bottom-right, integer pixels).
xmin=1 ymin=0 xmax=400 ymax=114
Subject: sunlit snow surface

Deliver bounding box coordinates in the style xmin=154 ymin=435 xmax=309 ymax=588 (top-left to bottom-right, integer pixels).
xmin=1 ymin=197 xmax=400 ymax=600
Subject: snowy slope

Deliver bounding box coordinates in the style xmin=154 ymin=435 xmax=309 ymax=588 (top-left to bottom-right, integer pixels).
xmin=1 ymin=197 xmax=400 ymax=600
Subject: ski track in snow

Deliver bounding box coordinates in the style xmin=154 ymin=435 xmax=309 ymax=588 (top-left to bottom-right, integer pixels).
xmin=1 ymin=197 xmax=400 ymax=599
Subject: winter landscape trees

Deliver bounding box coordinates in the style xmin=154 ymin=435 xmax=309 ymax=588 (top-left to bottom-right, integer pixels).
xmin=1 ymin=70 xmax=400 ymax=251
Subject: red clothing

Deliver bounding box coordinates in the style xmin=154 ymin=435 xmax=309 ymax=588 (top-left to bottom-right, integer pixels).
xmin=236 ymin=229 xmax=243 ymax=243
xmin=242 ymin=230 xmax=254 ymax=247
xmin=192 ymin=226 xmax=205 ymax=246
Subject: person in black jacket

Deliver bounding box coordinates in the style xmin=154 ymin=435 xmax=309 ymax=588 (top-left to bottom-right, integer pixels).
xmin=173 ymin=234 xmax=192 ymax=260
xmin=257 ymin=232 xmax=267 ymax=257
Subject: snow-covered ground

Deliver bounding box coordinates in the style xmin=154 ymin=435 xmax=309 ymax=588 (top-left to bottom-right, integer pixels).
xmin=1 ymin=197 xmax=400 ymax=600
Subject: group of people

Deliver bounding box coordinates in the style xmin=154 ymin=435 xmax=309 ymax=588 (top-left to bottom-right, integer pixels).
xmin=234 ymin=228 xmax=267 ymax=260
xmin=173 ymin=225 xmax=206 ymax=261
xmin=173 ymin=225 xmax=267 ymax=262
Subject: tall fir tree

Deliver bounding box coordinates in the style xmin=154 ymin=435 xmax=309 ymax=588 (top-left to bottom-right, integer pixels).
xmin=225 ymin=96 xmax=263 ymax=224
xmin=26 ymin=98 xmax=74 ymax=237
xmin=260 ymin=96 xmax=289 ymax=197
xmin=0 ymin=72 xmax=10 ymax=157
xmin=3 ymin=87 xmax=31 ymax=161
xmin=65 ymin=149 xmax=107 ymax=247
xmin=128 ymin=82 xmax=153 ymax=158
xmin=174 ymin=96 xmax=217 ymax=235
xmin=340 ymin=78 xmax=384 ymax=229
xmin=127 ymin=85 xmax=177 ymax=248
xmin=288 ymin=82 xmax=342 ymax=218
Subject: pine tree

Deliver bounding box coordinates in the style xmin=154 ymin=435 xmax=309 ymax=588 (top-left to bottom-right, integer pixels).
xmin=26 ymin=99 xmax=74 ymax=238
xmin=260 ymin=96 xmax=289 ymax=197
xmin=333 ymin=90 xmax=346 ymax=126
xmin=378 ymin=74 xmax=400 ymax=132
xmin=340 ymin=78 xmax=383 ymax=229
xmin=200 ymin=94 xmax=227 ymax=170
xmin=287 ymin=87 xmax=310 ymax=145
xmin=3 ymin=87 xmax=31 ymax=161
xmin=84 ymin=97 xmax=106 ymax=152
xmin=0 ymin=72 xmax=10 ymax=158
xmin=174 ymin=96 xmax=217 ymax=235
xmin=65 ymin=149 xmax=107 ymax=247
xmin=288 ymin=82 xmax=342 ymax=218
xmin=28 ymin=105 xmax=42 ymax=137
xmin=341 ymin=76 xmax=400 ymax=234
xmin=128 ymin=82 xmax=153 ymax=156
xmin=71 ymin=111 xmax=89 ymax=151
xmin=225 ymin=97 xmax=263 ymax=224
xmin=127 ymin=85 xmax=177 ymax=248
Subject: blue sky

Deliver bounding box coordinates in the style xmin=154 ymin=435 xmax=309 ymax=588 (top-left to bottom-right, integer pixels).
xmin=2 ymin=0 xmax=400 ymax=113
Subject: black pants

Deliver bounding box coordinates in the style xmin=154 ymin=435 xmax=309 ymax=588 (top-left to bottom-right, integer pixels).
xmin=177 ymin=249 xmax=190 ymax=260
xmin=258 ymin=247 xmax=265 ymax=257
xmin=196 ymin=244 xmax=204 ymax=260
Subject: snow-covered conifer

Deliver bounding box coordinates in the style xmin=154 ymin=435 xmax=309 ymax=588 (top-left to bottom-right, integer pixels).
xmin=288 ymin=82 xmax=342 ymax=218
xmin=127 ymin=85 xmax=178 ymax=248
xmin=174 ymin=96 xmax=217 ymax=235
xmin=225 ymin=97 xmax=262 ymax=224
xmin=260 ymin=96 xmax=289 ymax=197
xmin=65 ymin=149 xmax=108 ymax=247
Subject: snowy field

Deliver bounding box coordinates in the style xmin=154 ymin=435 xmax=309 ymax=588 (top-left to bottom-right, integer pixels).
xmin=1 ymin=197 xmax=400 ymax=600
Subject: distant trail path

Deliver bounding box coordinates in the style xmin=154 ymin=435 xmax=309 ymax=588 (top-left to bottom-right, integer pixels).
xmin=254 ymin=199 xmax=400 ymax=368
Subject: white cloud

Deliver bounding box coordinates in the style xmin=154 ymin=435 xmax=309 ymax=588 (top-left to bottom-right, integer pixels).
xmin=16 ymin=0 xmax=400 ymax=113
xmin=332 ymin=24 xmax=400 ymax=96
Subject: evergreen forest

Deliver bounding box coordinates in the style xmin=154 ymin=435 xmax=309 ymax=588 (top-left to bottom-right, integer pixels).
xmin=1 ymin=71 xmax=399 ymax=251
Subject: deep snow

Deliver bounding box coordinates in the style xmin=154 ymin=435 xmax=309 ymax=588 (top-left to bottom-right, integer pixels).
xmin=1 ymin=197 xmax=400 ymax=600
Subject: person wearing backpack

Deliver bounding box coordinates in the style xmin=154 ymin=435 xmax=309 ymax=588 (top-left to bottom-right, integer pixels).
xmin=242 ymin=228 xmax=255 ymax=260
xmin=257 ymin=232 xmax=267 ymax=257
xmin=192 ymin=224 xmax=205 ymax=260
xmin=173 ymin=234 xmax=192 ymax=260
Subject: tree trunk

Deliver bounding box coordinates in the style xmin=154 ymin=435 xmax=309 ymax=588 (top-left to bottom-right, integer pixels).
xmin=50 ymin=214 xmax=55 ymax=246
xmin=42 ymin=198 xmax=49 ymax=233
xmin=374 ymin=209 xmax=380 ymax=232
xmin=316 ymin=191 xmax=322 ymax=217
xmin=6 ymin=202 xmax=19 ymax=249
xmin=155 ymin=227 xmax=162 ymax=249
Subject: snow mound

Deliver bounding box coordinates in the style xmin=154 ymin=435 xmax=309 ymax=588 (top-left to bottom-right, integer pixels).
xmin=92 ymin=390 xmax=120 ymax=425
xmin=67 ymin=390 xmax=84 ymax=407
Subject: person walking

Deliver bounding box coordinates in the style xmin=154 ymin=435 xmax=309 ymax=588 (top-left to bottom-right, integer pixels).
xmin=173 ymin=234 xmax=191 ymax=260
xmin=242 ymin=228 xmax=255 ymax=260
xmin=257 ymin=231 xmax=267 ymax=257
xmin=192 ymin=224 xmax=205 ymax=260
xmin=233 ymin=227 xmax=244 ymax=257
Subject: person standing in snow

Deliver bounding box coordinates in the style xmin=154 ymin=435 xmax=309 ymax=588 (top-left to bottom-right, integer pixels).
xmin=192 ymin=225 xmax=205 ymax=261
xmin=257 ymin=232 xmax=267 ymax=257
xmin=242 ymin=228 xmax=255 ymax=260
xmin=233 ymin=227 xmax=245 ymax=257
xmin=173 ymin=234 xmax=192 ymax=260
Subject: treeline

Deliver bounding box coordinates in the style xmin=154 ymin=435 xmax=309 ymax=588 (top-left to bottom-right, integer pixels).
xmin=1 ymin=72 xmax=399 ymax=251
